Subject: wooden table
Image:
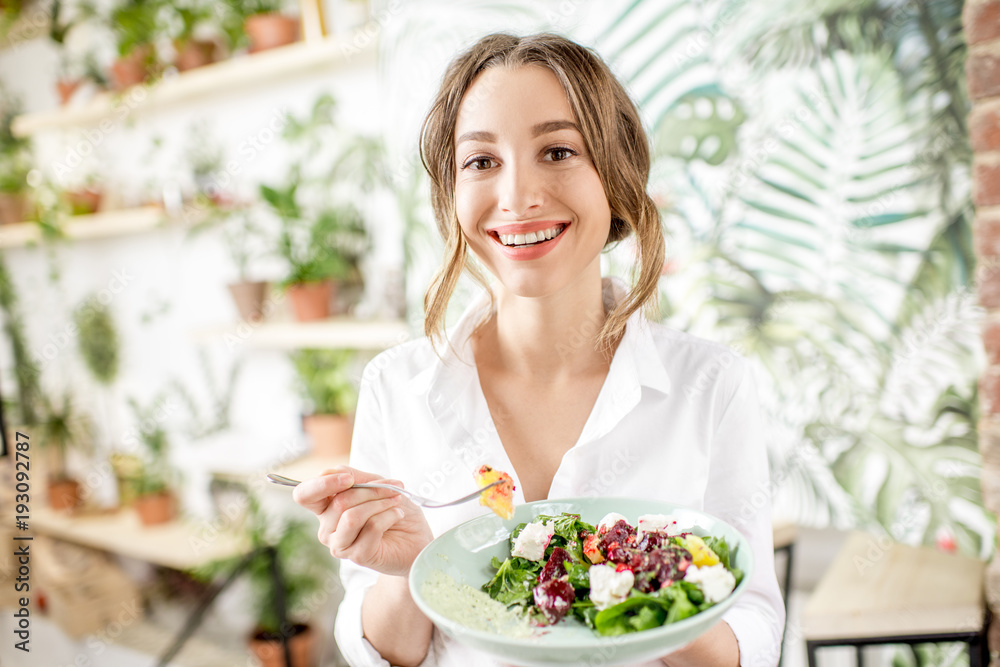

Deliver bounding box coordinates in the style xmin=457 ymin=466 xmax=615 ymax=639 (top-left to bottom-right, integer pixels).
xmin=31 ymin=506 xmax=247 ymax=571
xmin=801 ymin=531 xmax=988 ymax=666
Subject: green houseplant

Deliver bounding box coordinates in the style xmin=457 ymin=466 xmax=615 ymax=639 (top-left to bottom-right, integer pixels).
xmin=0 ymin=89 xmax=32 ymax=225
xmin=125 ymin=395 xmax=178 ymax=525
xmin=107 ymin=0 xmax=165 ymax=90
xmin=263 ymin=179 xmax=367 ymax=321
xmin=166 ymin=0 xmax=220 ymax=71
xmin=222 ymin=210 xmax=270 ymax=322
xmin=197 ymin=494 xmax=334 ymax=667
xmin=221 ymin=0 xmax=298 ymax=54
xmin=73 ymin=296 xmax=121 ymax=386
xmin=291 ymin=349 xmax=357 ymax=458
xmin=38 ymin=393 xmax=94 ymax=510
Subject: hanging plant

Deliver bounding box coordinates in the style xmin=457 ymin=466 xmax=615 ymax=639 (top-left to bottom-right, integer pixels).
xmin=73 ymin=296 xmax=121 ymax=386
xmin=0 ymin=255 xmax=41 ymax=425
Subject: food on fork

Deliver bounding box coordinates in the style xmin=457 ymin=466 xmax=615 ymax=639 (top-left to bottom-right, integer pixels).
xmin=475 ymin=465 xmax=515 ymax=519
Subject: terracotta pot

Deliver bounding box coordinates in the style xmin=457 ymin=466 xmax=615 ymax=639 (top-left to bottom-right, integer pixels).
xmin=287 ymin=281 xmax=333 ymax=322
xmin=0 ymin=193 xmax=28 ymax=225
xmin=134 ymin=491 xmax=176 ymax=526
xmin=174 ymin=39 xmax=218 ymax=72
xmin=48 ymin=479 xmax=82 ymax=511
xmin=302 ymin=413 xmax=353 ymax=458
xmin=56 ymin=78 xmax=82 ymax=105
xmin=248 ymin=624 xmax=315 ymax=667
xmin=227 ymin=281 xmax=269 ymax=322
xmin=111 ymin=45 xmax=154 ymax=91
xmin=244 ymin=13 xmax=299 ymax=53
xmin=64 ymin=188 xmax=102 ymax=216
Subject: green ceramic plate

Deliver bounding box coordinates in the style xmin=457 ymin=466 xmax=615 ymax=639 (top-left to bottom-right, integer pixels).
xmin=408 ymin=497 xmax=754 ymax=667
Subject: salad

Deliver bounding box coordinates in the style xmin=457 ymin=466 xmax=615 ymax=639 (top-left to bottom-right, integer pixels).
xmin=481 ymin=511 xmax=743 ymax=637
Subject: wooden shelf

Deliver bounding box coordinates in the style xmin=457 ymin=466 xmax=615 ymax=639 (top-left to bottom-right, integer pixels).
xmin=12 ymin=36 xmax=376 ymax=136
xmin=193 ymin=317 xmax=410 ymax=350
xmin=31 ymin=506 xmax=248 ymax=571
xmin=0 ymin=206 xmax=171 ymax=248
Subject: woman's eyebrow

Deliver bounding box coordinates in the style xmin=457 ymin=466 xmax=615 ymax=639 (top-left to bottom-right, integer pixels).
xmin=455 ymin=120 xmax=580 ymax=146
xmin=532 ymin=119 xmax=579 ymax=136
xmin=456 ymin=130 xmax=496 ymax=145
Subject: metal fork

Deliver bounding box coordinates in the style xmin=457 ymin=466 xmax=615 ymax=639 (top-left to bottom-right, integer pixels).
xmin=266 ymin=473 xmax=503 ymax=508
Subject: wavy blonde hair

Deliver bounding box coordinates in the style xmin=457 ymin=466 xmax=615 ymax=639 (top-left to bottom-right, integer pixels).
xmin=419 ymin=32 xmax=664 ymax=356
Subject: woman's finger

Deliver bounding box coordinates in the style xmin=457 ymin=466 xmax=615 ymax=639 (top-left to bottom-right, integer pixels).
xmin=333 ymin=504 xmax=407 ymax=563
xmin=326 ymin=496 xmax=401 ymax=554
xmin=293 ymin=470 xmax=355 ymax=514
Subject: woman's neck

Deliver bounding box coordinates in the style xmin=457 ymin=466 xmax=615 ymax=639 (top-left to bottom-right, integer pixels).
xmin=476 ymin=271 xmax=611 ymax=380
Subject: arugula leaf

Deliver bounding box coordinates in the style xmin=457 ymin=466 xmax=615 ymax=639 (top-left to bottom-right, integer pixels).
xmin=482 ymin=556 xmax=541 ymax=606
xmin=675 ymin=579 xmax=705 ymax=606
xmin=564 ymin=560 xmax=591 ymax=590
xmin=659 ymin=584 xmax=698 ymax=623
xmin=630 ymin=604 xmax=667 ymax=631
xmin=702 ymin=536 xmax=743 ymax=586
xmin=594 ymin=595 xmax=668 ymax=636
xmin=571 ymin=600 xmax=599 ymax=629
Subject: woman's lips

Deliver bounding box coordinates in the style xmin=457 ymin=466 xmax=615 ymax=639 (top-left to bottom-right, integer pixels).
xmin=488 ymin=222 xmax=569 ymax=261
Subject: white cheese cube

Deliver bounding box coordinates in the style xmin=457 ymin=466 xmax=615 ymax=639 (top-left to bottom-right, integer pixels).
xmin=511 ymin=521 xmax=555 ymax=561
xmin=683 ymin=563 xmax=736 ymax=603
xmin=588 ymin=563 xmax=635 ymax=610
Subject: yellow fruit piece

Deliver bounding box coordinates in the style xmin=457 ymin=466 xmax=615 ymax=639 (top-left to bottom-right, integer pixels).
xmin=682 ymin=535 xmax=720 ymax=567
xmin=475 ymin=465 xmax=515 ymax=519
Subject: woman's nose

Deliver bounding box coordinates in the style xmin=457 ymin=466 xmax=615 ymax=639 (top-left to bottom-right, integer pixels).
xmin=497 ymin=161 xmax=543 ymax=217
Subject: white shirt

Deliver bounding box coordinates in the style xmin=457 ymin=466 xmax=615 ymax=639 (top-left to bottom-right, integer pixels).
xmin=335 ymin=279 xmax=785 ymax=667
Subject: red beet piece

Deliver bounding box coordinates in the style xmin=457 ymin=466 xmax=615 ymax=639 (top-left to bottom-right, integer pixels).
xmin=533 ymin=578 xmax=575 ymax=624
xmin=538 ymin=546 xmax=572 ymax=583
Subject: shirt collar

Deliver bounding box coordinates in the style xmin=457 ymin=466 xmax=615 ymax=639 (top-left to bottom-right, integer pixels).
xmin=412 ymin=277 xmax=672 ymax=422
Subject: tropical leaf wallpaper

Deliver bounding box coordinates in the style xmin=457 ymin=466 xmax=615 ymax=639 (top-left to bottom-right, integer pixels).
xmin=383 ymin=0 xmax=992 ymax=556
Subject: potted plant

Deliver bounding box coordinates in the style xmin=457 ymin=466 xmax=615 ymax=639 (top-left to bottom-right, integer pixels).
xmin=108 ymin=0 xmax=165 ymax=90
xmin=62 ymin=171 xmax=103 ymax=215
xmin=50 ymin=0 xmax=106 ymax=103
xmin=223 ymin=211 xmax=270 ymax=322
xmin=126 ymin=396 xmax=178 ymax=526
xmin=198 ymin=495 xmax=333 ymax=667
xmin=0 ymin=256 xmax=42 ymax=428
xmin=167 ymin=0 xmax=220 ymax=71
xmin=222 ymin=0 xmax=298 ymax=54
xmin=264 ymin=180 xmax=367 ymax=321
xmin=184 ymin=122 xmax=229 ymax=205
xmin=291 ymin=349 xmax=357 ymax=458
xmin=0 ymin=90 xmax=32 ymax=225
xmin=38 ymin=393 xmax=94 ymax=511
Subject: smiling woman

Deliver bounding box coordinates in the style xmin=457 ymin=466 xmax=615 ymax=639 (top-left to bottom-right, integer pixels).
xmin=292 ymin=32 xmax=784 ymax=667
xmin=420 ymin=33 xmax=664 ymax=356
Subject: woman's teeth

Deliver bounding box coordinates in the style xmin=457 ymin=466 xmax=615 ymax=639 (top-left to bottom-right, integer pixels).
xmin=497 ymin=225 xmax=565 ymax=247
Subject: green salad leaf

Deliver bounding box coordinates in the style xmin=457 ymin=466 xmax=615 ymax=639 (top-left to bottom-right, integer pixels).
xmin=482 ymin=555 xmax=540 ymax=605
xmin=702 ymin=536 xmax=744 ymax=585
xmin=594 ymin=595 xmax=667 ymax=636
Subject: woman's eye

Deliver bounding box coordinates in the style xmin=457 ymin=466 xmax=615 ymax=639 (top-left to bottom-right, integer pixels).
xmin=464 ymin=157 xmax=496 ymax=170
xmin=547 ymin=147 xmax=576 ymax=161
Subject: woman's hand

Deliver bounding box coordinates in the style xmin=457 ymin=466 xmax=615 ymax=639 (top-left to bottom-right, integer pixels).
xmin=293 ymin=466 xmax=434 ymax=577
xmin=660 ymin=621 xmax=739 ymax=667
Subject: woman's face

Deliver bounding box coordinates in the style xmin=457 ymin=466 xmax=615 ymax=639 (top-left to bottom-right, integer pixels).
xmin=453 ymin=65 xmax=611 ymax=300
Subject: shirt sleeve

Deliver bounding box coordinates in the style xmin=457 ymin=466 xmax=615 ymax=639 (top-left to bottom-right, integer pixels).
xmin=333 ymin=362 xmax=441 ymax=667
xmin=703 ymin=357 xmax=785 ymax=667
